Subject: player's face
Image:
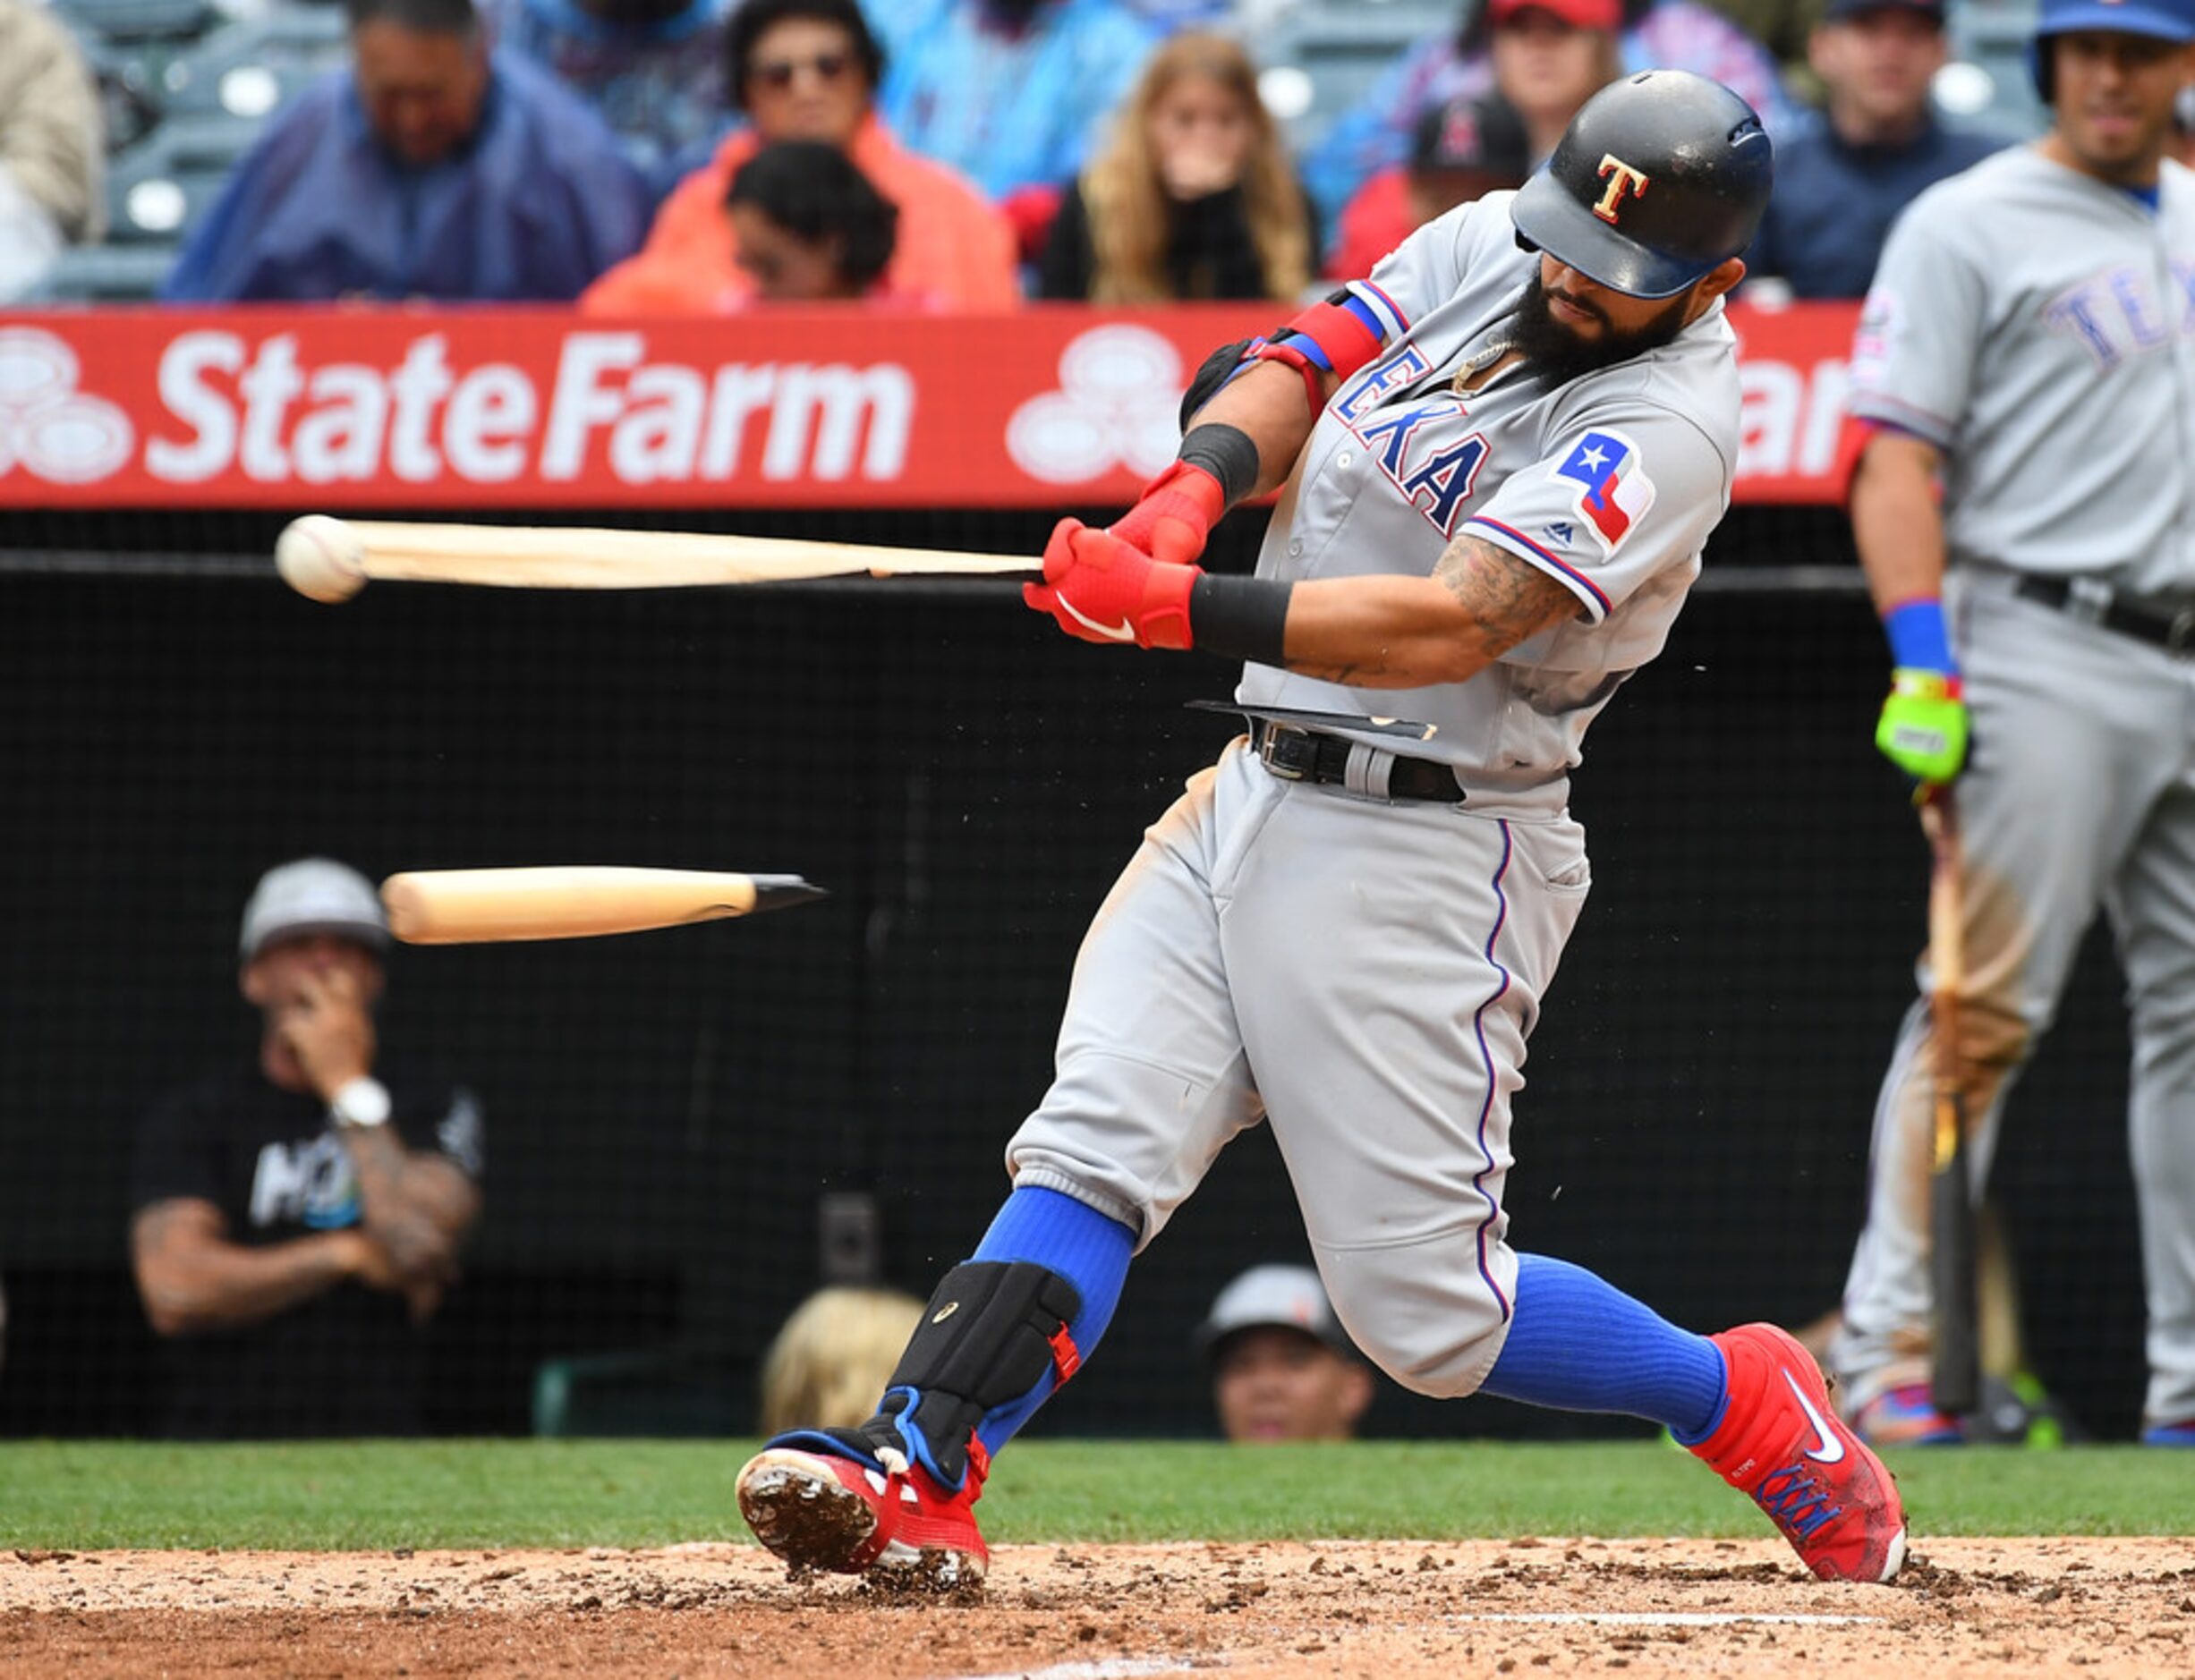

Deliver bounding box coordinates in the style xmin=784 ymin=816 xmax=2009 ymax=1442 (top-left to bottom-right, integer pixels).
xmin=729 ymin=203 xmax=860 ymax=301
xmin=1512 ymin=257 xmax=1695 ymax=382
xmin=2048 ymin=31 xmax=2195 ymax=182
xmin=351 ymin=21 xmax=489 ymax=167
xmin=1810 ymin=9 xmax=1946 ymax=132
xmin=744 ymin=18 xmax=871 ymax=148
xmin=1212 ymin=1328 xmax=1372 ymax=1442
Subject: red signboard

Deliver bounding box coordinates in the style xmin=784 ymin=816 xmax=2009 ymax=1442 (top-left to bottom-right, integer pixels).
xmin=0 ymin=302 xmax=1860 ymax=510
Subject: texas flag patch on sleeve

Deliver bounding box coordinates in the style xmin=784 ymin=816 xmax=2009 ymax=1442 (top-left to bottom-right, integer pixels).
xmin=1552 ymin=429 xmax=1655 ymax=556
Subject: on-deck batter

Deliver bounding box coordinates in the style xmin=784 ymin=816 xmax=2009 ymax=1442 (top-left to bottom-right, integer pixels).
xmin=737 ymin=72 xmax=1907 ymax=1587
xmin=1831 ymin=0 xmax=2195 ymax=1446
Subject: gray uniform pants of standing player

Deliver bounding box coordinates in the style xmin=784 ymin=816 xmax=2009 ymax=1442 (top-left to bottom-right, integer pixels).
xmin=1007 ymin=737 xmax=1591 ymax=1396
xmin=1833 ymin=569 xmax=2195 ymax=1428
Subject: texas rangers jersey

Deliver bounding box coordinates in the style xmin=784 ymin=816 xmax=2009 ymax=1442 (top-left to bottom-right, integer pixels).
xmin=1238 ymin=191 xmax=1742 ymax=810
xmin=1850 ymin=148 xmax=2195 ymax=594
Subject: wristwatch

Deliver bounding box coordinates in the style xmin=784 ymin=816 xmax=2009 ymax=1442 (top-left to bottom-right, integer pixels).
xmin=328 ymin=1074 xmax=392 ymax=1130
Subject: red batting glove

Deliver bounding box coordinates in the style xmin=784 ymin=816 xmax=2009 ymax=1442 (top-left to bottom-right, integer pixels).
xmin=1107 ymin=460 xmax=1227 ymax=565
xmin=1024 ymin=518 xmax=1201 ymax=649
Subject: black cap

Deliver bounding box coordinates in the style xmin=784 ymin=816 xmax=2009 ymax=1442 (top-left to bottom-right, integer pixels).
xmin=1510 ymin=70 xmax=1773 ymax=299
xmin=1823 ymin=0 xmax=1944 ymax=23
xmin=1410 ymin=92 xmax=1532 ymax=180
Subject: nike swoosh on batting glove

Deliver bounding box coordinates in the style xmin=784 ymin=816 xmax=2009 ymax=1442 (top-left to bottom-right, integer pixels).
xmin=1024 ymin=518 xmax=1201 ymax=649
xmin=1876 ymin=668 xmax=1969 ymax=784
xmin=1107 ymin=460 xmax=1227 ymax=566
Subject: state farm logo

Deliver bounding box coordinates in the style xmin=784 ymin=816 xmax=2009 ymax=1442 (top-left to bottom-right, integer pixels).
xmin=1006 ymin=325 xmax=1185 ymax=484
xmin=0 ymin=327 xmax=134 ymax=484
xmin=143 ymin=331 xmax=914 ymax=487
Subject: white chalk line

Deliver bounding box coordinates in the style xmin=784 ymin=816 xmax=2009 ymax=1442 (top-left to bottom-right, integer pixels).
xmin=940 ymin=1660 xmax=1208 ymax=1680
xmin=1459 ymin=1611 xmax=1880 ymax=1627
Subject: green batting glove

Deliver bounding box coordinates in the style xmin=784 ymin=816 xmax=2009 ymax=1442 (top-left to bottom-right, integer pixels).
xmin=1876 ymin=668 xmax=1969 ymax=784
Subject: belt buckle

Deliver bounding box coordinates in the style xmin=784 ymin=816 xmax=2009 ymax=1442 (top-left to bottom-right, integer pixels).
xmin=1256 ymin=723 xmax=1312 ymax=780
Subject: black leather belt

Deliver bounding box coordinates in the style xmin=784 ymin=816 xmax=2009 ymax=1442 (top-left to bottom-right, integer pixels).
xmin=1251 ymin=720 xmax=1464 ymax=802
xmin=2015 ymin=575 xmax=2195 ymax=656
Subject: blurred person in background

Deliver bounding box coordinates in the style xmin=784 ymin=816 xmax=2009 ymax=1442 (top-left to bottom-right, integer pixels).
xmin=1299 ymin=0 xmax=1789 ymax=238
xmin=863 ymin=0 xmax=1161 ymax=259
xmin=1328 ymin=91 xmax=1530 ymax=281
xmin=1831 ymin=0 xmax=2195 ymax=1448
xmin=129 ymin=860 xmax=485 ymax=1438
xmin=1036 ymin=32 xmax=1314 ymax=302
xmin=760 ymin=1286 xmax=925 ymax=1433
xmin=0 ymin=0 xmax=104 ymax=303
xmin=481 ymin=0 xmax=731 ymax=195
xmin=1476 ymin=0 xmax=1627 ymax=161
xmin=1744 ymin=0 xmax=2000 ymax=300
xmin=1199 ymin=1265 xmax=1373 ymax=1443
xmin=2175 ymin=81 xmax=2195 ymax=164
xmin=1699 ymin=0 xmax=1825 ymax=99
xmin=582 ymin=0 xmax=1014 ymax=312
xmin=161 ymin=0 xmax=651 ymax=301
xmin=725 ymin=138 xmax=905 ymax=300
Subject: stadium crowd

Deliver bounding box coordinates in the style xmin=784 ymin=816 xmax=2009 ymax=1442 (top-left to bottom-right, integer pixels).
xmin=4 ymin=0 xmax=2139 ymax=308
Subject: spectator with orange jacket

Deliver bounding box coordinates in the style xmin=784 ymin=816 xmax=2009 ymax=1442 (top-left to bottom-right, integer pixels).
xmin=581 ymin=0 xmax=1016 ymax=312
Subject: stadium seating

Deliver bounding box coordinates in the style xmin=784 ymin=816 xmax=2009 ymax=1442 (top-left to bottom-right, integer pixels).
xmin=20 ymin=0 xmax=2053 ymax=304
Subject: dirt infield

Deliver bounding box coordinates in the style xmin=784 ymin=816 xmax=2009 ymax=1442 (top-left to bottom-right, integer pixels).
xmin=6 ymin=1537 xmax=2192 ymax=1678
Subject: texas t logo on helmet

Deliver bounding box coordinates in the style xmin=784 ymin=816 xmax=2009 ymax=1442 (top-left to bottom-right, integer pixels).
xmin=1592 ymin=155 xmax=1652 ymax=224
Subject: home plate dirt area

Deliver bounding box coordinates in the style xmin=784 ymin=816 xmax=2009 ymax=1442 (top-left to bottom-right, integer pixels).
xmin=5 ymin=1537 xmax=2192 ymax=1678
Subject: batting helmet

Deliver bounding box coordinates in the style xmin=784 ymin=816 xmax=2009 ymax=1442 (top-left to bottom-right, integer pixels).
xmin=1509 ymin=71 xmax=1773 ymax=300
xmin=2029 ymin=0 xmax=2195 ymax=101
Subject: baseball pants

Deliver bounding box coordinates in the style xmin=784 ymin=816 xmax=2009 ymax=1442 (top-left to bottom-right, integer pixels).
xmin=1006 ymin=736 xmax=1592 ymax=1398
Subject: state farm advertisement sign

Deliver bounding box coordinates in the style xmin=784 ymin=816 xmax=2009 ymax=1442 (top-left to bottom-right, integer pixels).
xmin=0 ymin=303 xmax=1859 ymax=509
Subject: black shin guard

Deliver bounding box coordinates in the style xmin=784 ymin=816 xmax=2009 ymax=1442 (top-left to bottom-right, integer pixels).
xmin=830 ymin=1260 xmax=1082 ymax=1490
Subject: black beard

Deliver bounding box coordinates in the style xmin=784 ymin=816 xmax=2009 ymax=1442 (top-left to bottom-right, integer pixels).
xmin=1508 ymin=269 xmax=1692 ymax=385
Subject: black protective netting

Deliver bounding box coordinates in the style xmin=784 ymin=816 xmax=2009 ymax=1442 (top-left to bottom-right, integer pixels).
xmin=0 ymin=505 xmax=2147 ymax=1439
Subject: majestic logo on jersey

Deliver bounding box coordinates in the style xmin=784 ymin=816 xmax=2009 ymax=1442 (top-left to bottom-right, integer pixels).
xmin=1593 ymin=156 xmax=1652 ymax=225
xmin=1333 ymin=346 xmax=1432 ymax=425
xmin=1553 ymin=429 xmax=1655 ymax=554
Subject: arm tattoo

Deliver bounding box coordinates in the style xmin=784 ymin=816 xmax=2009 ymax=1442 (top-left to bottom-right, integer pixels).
xmin=1432 ymin=533 xmax=1580 ymax=661
xmin=343 ymin=1126 xmax=456 ymax=1277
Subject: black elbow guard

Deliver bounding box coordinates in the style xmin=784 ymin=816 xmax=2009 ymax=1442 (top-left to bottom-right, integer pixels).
xmin=1179 ymin=335 xmax=1259 ymax=431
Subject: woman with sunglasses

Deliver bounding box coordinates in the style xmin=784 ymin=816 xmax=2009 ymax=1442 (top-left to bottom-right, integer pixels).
xmin=581 ymin=0 xmax=1017 ymax=313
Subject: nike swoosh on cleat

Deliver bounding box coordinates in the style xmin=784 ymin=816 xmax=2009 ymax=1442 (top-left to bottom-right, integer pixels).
xmin=1782 ymin=1368 xmax=1847 ymax=1464
xmin=1058 ymin=598 xmax=1136 ymax=642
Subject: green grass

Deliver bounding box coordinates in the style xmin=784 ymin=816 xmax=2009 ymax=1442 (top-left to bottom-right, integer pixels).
xmin=3 ymin=1440 xmax=2191 ymax=1551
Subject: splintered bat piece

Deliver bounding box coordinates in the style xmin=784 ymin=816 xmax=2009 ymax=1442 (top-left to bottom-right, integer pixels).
xmin=381 ymin=867 xmax=827 ymax=944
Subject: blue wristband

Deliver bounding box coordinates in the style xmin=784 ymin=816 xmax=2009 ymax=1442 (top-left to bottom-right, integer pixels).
xmin=1883 ymin=598 xmax=1955 ymax=675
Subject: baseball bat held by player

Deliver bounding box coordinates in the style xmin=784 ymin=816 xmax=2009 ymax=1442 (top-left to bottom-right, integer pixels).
xmin=1920 ymin=789 xmax=1982 ymax=1416
xmin=276 ymin=515 xmax=1038 ymax=601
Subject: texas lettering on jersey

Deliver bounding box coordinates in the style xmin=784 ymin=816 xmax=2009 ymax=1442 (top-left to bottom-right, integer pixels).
xmin=2043 ymin=260 xmax=2195 ymax=369
xmin=1344 ymin=387 xmax=1491 ymax=539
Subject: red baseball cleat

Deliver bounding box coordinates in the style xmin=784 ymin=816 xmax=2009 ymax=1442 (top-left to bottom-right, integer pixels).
xmin=1689 ymin=1323 xmax=1908 ymax=1583
xmin=736 ymin=1442 xmax=989 ymax=1588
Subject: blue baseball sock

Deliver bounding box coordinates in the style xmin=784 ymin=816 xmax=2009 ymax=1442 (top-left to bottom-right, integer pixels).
xmin=963 ymin=1185 xmax=1136 ymax=1459
xmin=1482 ymin=1254 xmax=1729 ymax=1441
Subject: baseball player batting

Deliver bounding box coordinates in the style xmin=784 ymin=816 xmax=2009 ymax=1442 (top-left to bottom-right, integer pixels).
xmin=738 ymin=72 xmax=1906 ymax=1587
xmin=1831 ymin=0 xmax=2195 ymax=1446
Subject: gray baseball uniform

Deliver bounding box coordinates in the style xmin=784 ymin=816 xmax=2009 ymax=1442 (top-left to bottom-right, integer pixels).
xmin=1006 ymin=193 xmax=1742 ymax=1395
xmin=1832 ymin=149 xmax=2195 ymax=1428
